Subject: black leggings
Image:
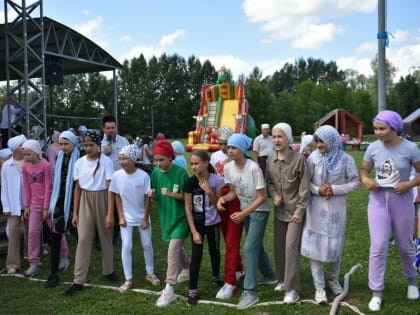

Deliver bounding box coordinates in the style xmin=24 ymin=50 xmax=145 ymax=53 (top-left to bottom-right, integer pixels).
xmin=189 ymin=223 xmax=221 ymax=290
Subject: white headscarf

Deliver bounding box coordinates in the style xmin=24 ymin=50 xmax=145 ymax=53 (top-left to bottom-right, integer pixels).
xmin=300 ymin=135 xmax=313 ymax=154
xmin=272 ymin=123 xmax=293 ymax=145
xmin=7 ymin=134 xmax=27 ymax=152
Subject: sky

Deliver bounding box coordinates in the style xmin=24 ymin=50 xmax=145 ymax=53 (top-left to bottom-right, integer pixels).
xmin=3 ymin=0 xmax=420 ymax=81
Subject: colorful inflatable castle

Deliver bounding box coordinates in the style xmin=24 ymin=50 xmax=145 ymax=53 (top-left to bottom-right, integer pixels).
xmin=185 ymin=67 xmax=256 ymax=152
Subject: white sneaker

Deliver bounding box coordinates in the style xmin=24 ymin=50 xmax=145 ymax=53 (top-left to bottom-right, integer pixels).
xmin=315 ymin=288 xmax=327 ymax=304
xmin=274 ymin=281 xmax=284 ymax=292
xmin=7 ymin=268 xmax=17 ymax=275
xmin=328 ymin=279 xmax=343 ymax=295
xmin=216 ymin=283 xmax=236 ymax=299
xmin=59 ymin=256 xmax=70 ymax=271
xmin=237 ymin=291 xmax=259 ymax=309
xmin=156 ymin=289 xmax=177 ymax=307
xmin=24 ymin=262 xmax=40 ymax=278
xmin=283 ymin=289 xmax=299 ymax=303
xmin=368 ymin=296 xmax=382 ymax=312
xmin=176 ymin=268 xmax=189 ymax=283
xmin=407 ymin=285 xmax=419 ymax=300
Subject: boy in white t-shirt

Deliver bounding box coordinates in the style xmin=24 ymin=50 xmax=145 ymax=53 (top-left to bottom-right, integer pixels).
xmin=109 ymin=144 xmax=160 ymax=292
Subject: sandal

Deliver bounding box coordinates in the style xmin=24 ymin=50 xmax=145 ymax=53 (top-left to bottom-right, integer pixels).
xmin=119 ymin=280 xmax=133 ymax=293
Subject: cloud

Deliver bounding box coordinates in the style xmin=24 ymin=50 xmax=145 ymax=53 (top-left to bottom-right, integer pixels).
xmin=242 ymin=0 xmax=376 ymax=49
xmin=391 ymin=29 xmax=409 ymax=45
xmin=159 ymin=29 xmax=185 ymax=47
xmin=118 ymin=29 xmax=186 ymax=63
xmin=198 ymin=54 xmax=252 ymax=79
xmin=120 ymin=35 xmax=132 ymax=43
xmin=119 ymin=45 xmax=164 ymax=63
xmin=74 ymin=16 xmax=105 ymax=39
xmin=357 ymin=42 xmax=376 ymax=52
xmin=388 ymin=43 xmax=420 ymax=80
xmin=336 ymin=56 xmax=373 ymax=77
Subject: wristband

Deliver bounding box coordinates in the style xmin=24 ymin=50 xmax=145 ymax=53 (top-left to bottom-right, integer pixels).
xmin=361 ymin=177 xmax=369 ymax=185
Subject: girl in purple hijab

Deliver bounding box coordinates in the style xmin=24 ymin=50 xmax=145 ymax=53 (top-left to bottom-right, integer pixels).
xmin=360 ymin=110 xmax=420 ymax=311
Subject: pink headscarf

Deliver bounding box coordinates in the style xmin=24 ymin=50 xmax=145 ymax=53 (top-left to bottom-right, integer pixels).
xmin=22 ymin=139 xmax=42 ymax=159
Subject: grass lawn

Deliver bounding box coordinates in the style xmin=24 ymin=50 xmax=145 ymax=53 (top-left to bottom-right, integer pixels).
xmin=0 ymin=150 xmax=418 ymax=314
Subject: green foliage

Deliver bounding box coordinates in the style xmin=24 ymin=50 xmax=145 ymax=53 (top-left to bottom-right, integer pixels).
xmin=3 ymin=55 xmax=418 ymax=141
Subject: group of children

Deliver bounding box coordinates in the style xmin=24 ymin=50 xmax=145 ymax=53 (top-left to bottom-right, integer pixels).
xmin=2 ymin=109 xmax=420 ymax=313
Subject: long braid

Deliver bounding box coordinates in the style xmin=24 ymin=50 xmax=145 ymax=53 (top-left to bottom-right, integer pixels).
xmin=93 ymin=151 xmax=101 ymax=179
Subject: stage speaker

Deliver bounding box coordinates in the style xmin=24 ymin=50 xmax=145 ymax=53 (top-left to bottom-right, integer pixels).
xmin=45 ymin=55 xmax=63 ymax=85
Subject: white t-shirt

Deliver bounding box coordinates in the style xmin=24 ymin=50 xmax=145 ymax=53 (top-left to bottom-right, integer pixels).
xmin=74 ymin=154 xmax=114 ymax=191
xmin=224 ymin=158 xmax=269 ymax=212
xmin=109 ymin=168 xmax=150 ymax=226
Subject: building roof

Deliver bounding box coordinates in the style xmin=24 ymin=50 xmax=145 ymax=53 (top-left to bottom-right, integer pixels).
xmin=0 ymin=16 xmax=121 ymax=81
xmin=314 ymin=108 xmax=362 ymax=127
xmin=402 ymin=108 xmax=420 ymax=124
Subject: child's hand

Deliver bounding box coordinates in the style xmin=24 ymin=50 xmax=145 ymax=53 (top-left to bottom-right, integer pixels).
xmin=198 ymin=176 xmax=211 ymax=195
xmin=105 ymin=213 xmax=114 ymax=229
xmin=217 ymin=197 xmax=226 ymax=211
xmin=273 ymin=194 xmax=283 ymax=206
xmin=192 ymin=231 xmax=202 ymax=245
xmin=141 ymin=218 xmax=149 ymax=230
xmin=119 ymin=217 xmax=127 ymax=227
xmin=24 ymin=207 xmax=30 ymax=219
xmin=147 ymin=189 xmax=155 ymax=199
xmin=71 ymin=215 xmax=78 ymax=228
xmin=42 ymin=209 xmax=49 ymax=220
xmin=230 ymin=211 xmax=245 ymax=224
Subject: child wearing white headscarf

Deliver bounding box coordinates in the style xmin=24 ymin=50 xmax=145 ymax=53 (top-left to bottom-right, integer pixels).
xmin=301 ymin=125 xmax=360 ymax=304
xmin=266 ymin=123 xmax=311 ymax=303
xmin=2 ymin=135 xmax=26 ymax=274
xmin=109 ymin=144 xmax=160 ymax=292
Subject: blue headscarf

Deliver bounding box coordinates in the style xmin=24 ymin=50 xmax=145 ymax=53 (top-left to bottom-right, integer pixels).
xmin=227 ymin=133 xmax=252 ymax=156
xmin=313 ymin=125 xmax=344 ymax=181
xmin=49 ymin=130 xmax=80 ymax=229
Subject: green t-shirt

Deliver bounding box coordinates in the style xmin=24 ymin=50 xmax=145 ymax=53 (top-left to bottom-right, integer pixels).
xmin=151 ymin=164 xmax=189 ymax=241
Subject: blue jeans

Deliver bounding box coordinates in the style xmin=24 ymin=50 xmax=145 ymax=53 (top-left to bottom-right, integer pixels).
xmin=243 ymin=211 xmax=274 ymax=293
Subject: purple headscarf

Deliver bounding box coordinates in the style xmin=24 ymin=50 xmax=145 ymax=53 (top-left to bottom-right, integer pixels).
xmin=372 ymin=110 xmax=403 ymax=131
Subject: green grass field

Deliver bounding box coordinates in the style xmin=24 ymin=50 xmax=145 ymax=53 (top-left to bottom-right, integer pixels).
xmin=0 ymin=150 xmax=418 ymax=314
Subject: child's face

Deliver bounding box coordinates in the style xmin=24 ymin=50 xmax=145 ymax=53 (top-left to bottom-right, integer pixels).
xmin=83 ymin=141 xmax=99 ymax=158
xmin=118 ymin=154 xmax=136 ymax=172
xmin=190 ymin=155 xmax=207 ymax=175
xmin=272 ymin=128 xmax=289 ymax=152
xmin=59 ymin=138 xmax=74 ymax=155
xmin=315 ymin=138 xmax=328 ymax=154
xmin=373 ymin=122 xmax=393 ymax=142
xmin=227 ymin=146 xmax=244 ymax=162
xmin=154 ymin=155 xmax=171 ymax=171
xmin=23 ymin=149 xmax=39 ymax=164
